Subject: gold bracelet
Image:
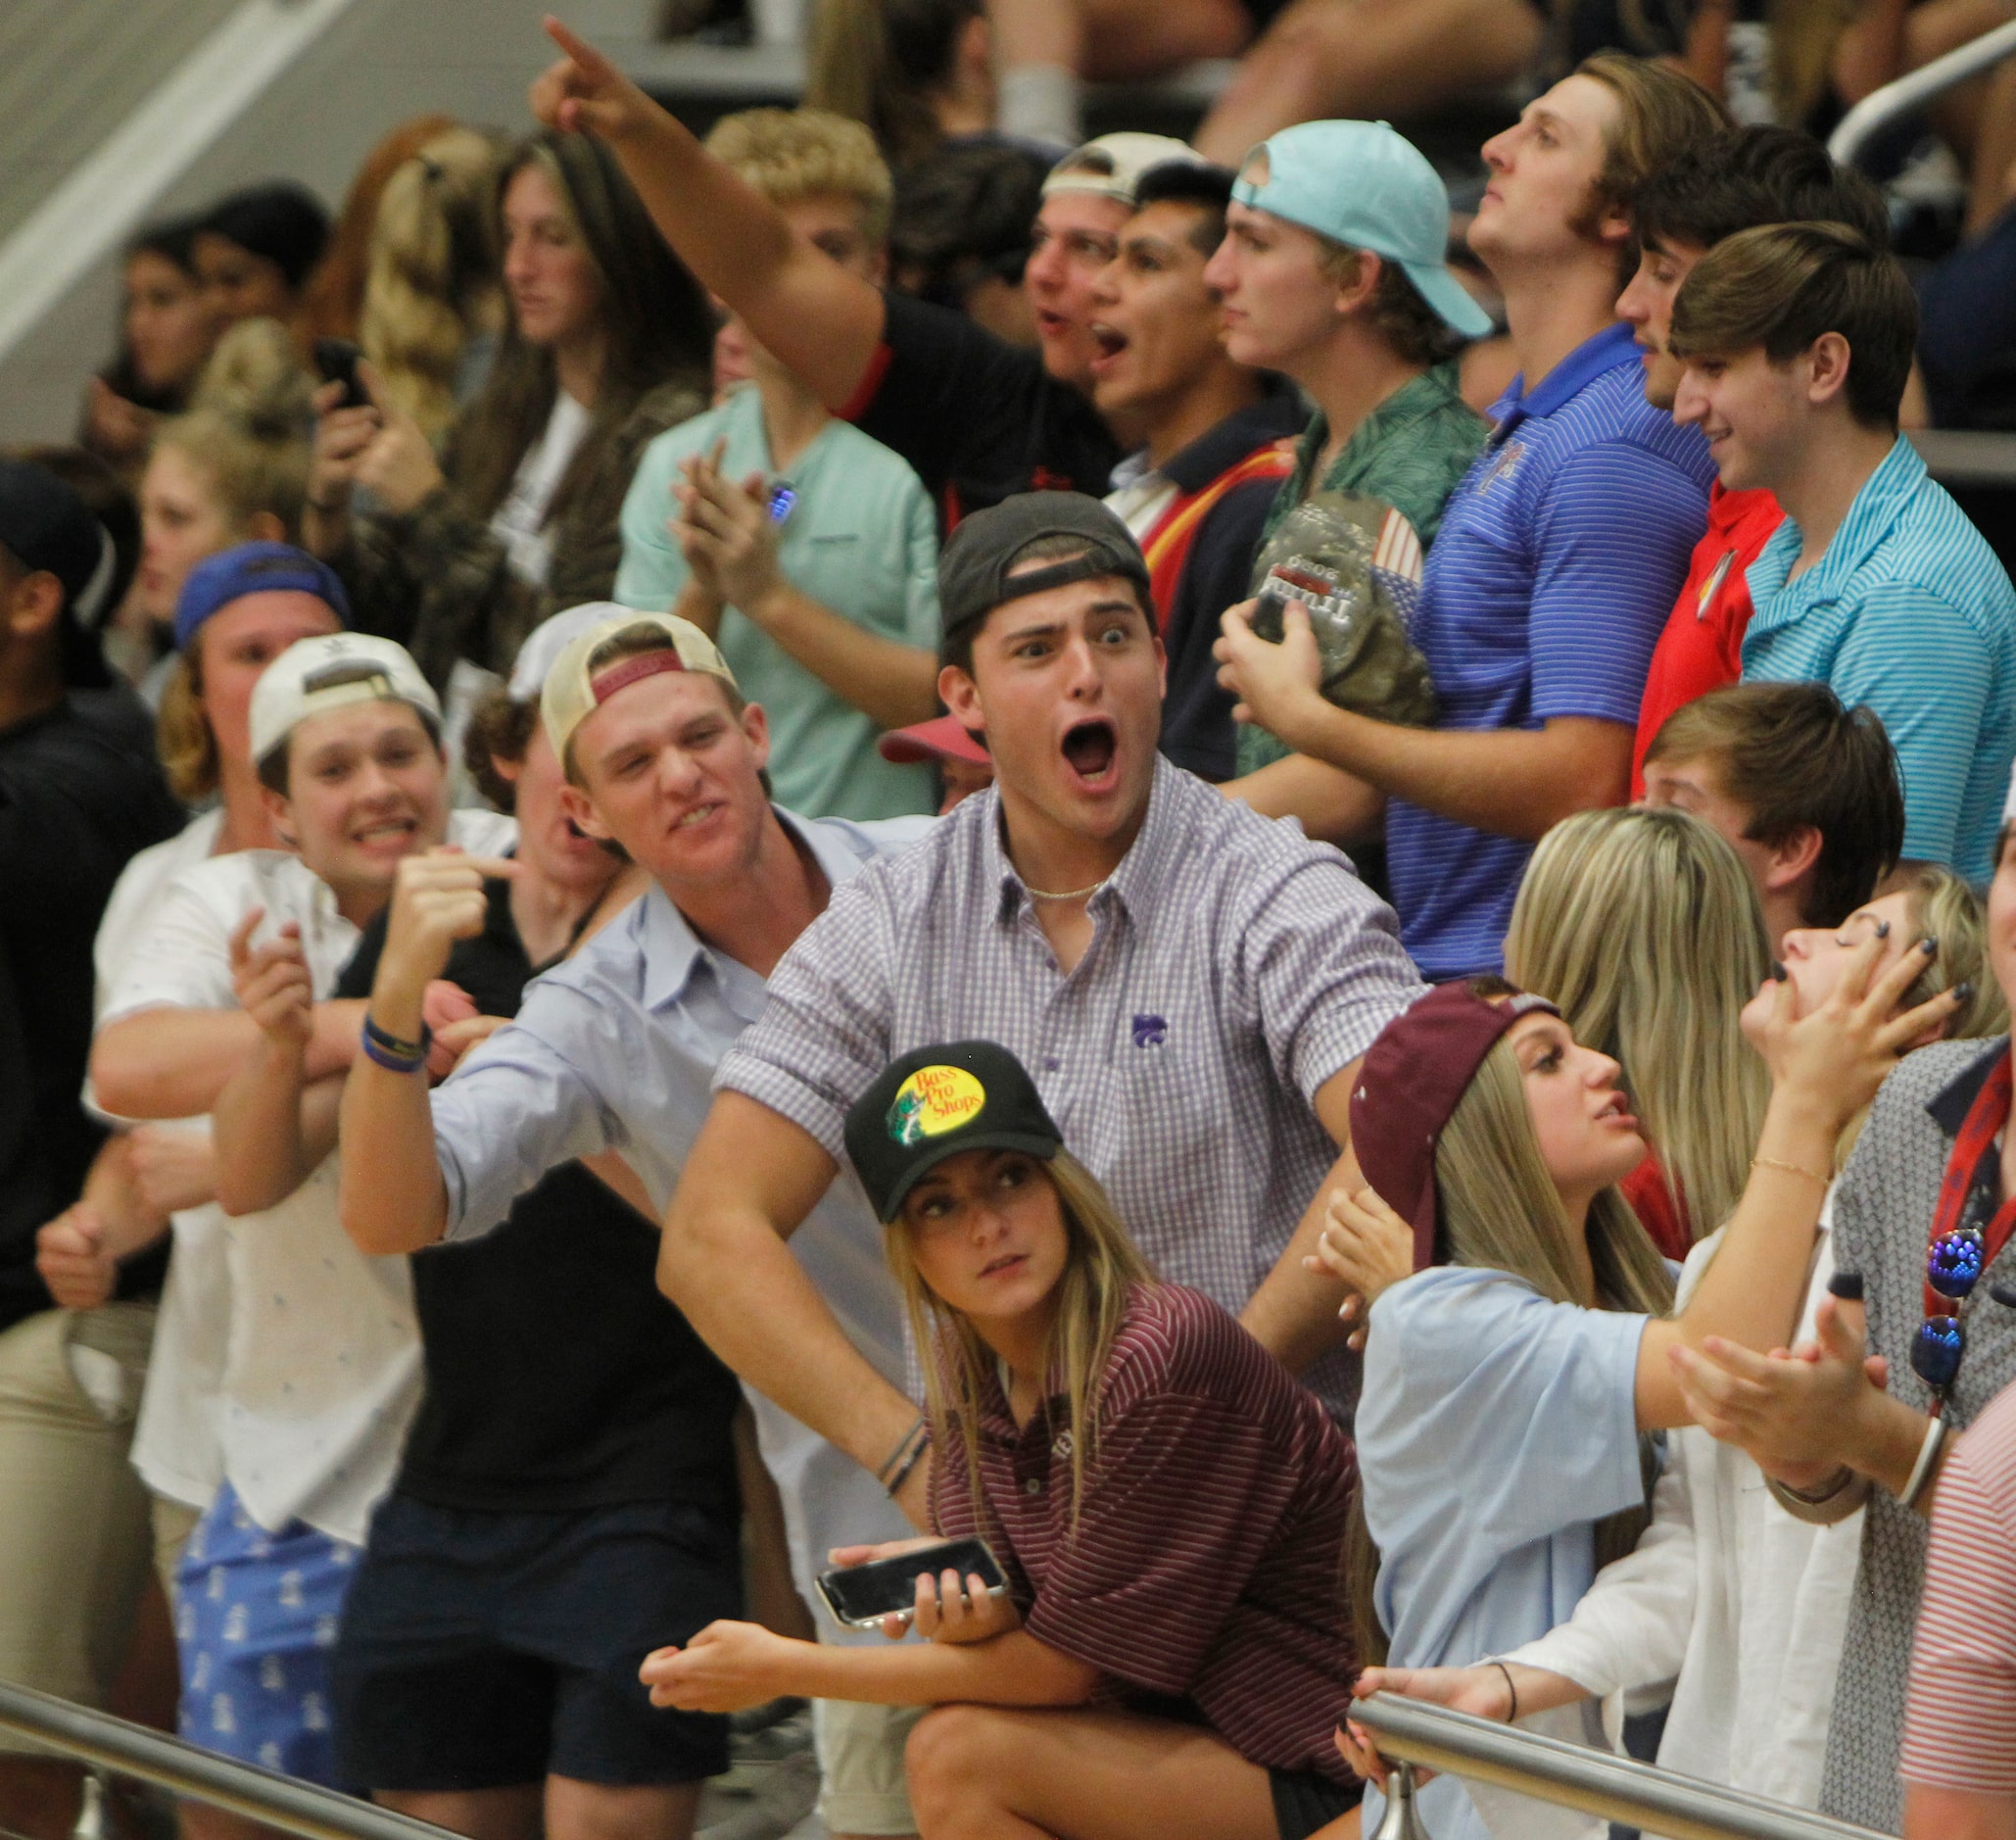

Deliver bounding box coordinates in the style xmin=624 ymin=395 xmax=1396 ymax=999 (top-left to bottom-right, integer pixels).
xmin=1752 ymin=1155 xmax=1830 ymax=1188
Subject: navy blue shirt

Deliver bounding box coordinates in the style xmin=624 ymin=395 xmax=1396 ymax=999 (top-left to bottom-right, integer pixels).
xmin=1387 ymin=323 xmax=1713 ymax=978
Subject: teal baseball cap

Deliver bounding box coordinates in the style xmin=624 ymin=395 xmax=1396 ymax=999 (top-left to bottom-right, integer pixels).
xmin=1231 ymin=121 xmax=1492 ymax=340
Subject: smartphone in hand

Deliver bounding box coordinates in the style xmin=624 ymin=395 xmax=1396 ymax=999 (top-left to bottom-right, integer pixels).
xmin=312 ymin=338 xmax=369 ymax=411
xmin=815 ymin=1537 xmax=1008 ymax=1630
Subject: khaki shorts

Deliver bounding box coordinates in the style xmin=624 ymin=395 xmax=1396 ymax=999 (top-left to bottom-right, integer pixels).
xmin=813 ymin=1694 xmax=924 ymax=1837
xmin=0 ymin=1304 xmax=156 ymax=1754
xmin=151 ymin=1494 xmax=203 ymax=1602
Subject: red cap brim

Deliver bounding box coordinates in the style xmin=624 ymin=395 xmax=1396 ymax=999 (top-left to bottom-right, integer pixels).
xmin=879 ymin=714 xmax=991 ymax=767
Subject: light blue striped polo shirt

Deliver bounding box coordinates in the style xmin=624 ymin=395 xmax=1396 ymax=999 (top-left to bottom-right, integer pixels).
xmin=1387 ymin=322 xmax=1715 ymax=977
xmin=1742 ymin=437 xmax=2016 ymax=883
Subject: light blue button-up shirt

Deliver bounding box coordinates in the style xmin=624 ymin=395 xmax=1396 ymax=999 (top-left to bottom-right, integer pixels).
xmin=1356 ymin=1266 xmax=1651 ymax=1840
xmin=1742 ymin=437 xmax=2016 ymax=881
xmin=431 ymin=807 xmax=934 ymax=1633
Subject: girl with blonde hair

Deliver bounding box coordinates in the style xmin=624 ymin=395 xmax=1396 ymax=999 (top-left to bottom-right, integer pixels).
xmin=639 ymin=1041 xmax=1364 ymax=1840
xmin=1324 ymin=948 xmax=1959 ymax=1840
xmin=127 ymin=317 xmax=312 ymax=697
xmin=1505 ymin=804 xmax=1772 ymax=1254
xmin=358 ymin=127 xmax=505 ymax=441
xmin=1339 ymin=871 xmax=2004 ymax=1820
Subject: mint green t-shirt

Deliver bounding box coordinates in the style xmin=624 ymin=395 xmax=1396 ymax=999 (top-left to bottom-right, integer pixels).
xmin=615 ymin=384 xmax=940 ymax=821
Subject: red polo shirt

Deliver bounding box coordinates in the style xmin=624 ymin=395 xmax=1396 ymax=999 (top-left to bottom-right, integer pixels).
xmin=1630 ymin=484 xmax=1785 ymax=795
xmin=931 ymin=1282 xmax=1358 ymax=1783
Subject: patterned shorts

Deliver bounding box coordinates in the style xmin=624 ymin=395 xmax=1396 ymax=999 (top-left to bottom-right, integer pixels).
xmin=173 ymin=1481 xmax=361 ymax=1784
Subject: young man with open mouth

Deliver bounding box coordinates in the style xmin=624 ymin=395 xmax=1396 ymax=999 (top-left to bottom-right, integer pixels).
xmin=651 ymin=493 xmax=1423 ymax=1521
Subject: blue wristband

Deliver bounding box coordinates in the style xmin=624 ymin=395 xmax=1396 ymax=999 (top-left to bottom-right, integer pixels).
xmin=360 ymin=1014 xmax=430 ymax=1074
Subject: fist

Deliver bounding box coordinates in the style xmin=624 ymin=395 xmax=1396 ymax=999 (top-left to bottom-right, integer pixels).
xmin=383 ymin=850 xmax=517 ymax=993
xmin=37 ymin=1205 xmax=116 ymax=1310
xmin=128 ymin=1124 xmax=217 ymax=1214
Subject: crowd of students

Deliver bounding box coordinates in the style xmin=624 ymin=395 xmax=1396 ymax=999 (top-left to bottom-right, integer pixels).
xmin=10 ymin=11 xmax=2016 ymax=1840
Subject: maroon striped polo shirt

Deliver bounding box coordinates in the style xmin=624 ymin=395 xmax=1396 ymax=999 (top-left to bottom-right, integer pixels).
xmin=931 ymin=1282 xmax=1359 ymax=1781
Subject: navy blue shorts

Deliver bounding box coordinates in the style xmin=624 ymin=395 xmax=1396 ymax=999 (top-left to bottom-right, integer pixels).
xmin=331 ymin=1494 xmax=741 ymax=1789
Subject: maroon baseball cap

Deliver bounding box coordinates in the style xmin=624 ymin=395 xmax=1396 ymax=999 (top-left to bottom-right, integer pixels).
xmin=878 ymin=713 xmax=990 ymax=767
xmin=1350 ymin=978 xmax=1561 ymax=1272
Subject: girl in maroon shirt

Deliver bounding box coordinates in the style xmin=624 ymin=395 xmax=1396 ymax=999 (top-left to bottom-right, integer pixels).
xmin=641 ymin=1040 xmax=1362 ymax=1840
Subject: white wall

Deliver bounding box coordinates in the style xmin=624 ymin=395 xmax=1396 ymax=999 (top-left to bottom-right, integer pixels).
xmin=0 ymin=0 xmax=656 ymax=443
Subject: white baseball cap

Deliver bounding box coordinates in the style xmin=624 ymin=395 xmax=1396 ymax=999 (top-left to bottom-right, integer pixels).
xmin=508 ymin=603 xmax=635 ymax=704
xmin=540 ymin=608 xmax=741 ymax=765
xmin=249 ymin=632 xmax=442 ymax=769
xmin=1041 ymin=133 xmax=1204 ymax=206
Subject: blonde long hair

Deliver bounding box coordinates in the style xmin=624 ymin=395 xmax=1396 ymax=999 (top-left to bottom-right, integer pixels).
xmin=1506 ymin=806 xmax=1772 ymax=1244
xmin=887 ymin=1148 xmax=1154 ymax=1531
xmin=1826 ymin=864 xmax=2012 ymax=1169
xmin=1349 ymin=1017 xmax=1675 ymax=1665
xmin=152 ymin=318 xmax=313 ymax=801
xmin=360 ymin=127 xmax=505 ymax=441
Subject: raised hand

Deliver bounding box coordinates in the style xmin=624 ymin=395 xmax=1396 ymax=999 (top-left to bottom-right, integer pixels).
xmin=350 ymin=362 xmax=445 ymax=516
xmin=305 ymin=376 xmax=382 ymax=546
xmin=229 ymin=912 xmax=312 ymax=1049
xmin=36 ymin=1204 xmax=118 ymax=1310
xmin=531 ymin=17 xmax=664 ymax=144
xmin=674 ymin=443 xmax=782 ymax=614
xmin=1743 ymin=930 xmax=1962 ymax=1129
xmin=379 ymin=850 xmax=517 ymax=1007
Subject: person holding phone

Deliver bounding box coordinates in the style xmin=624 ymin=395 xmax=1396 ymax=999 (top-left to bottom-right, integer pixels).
xmin=642 ymin=1040 xmax=1361 ymax=1840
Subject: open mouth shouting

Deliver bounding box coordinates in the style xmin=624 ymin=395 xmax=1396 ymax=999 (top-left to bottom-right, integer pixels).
xmin=1088 ymin=320 xmax=1128 ymax=376
xmin=1060 ymin=716 xmax=1120 ymax=791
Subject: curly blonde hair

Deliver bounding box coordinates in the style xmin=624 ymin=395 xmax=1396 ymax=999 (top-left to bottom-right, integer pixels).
xmin=703 ymin=107 xmax=894 ymax=245
xmin=360 ymin=127 xmax=505 ymax=440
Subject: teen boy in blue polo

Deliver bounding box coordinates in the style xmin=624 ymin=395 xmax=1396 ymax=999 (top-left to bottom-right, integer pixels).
xmin=1669 ymin=221 xmax=2016 ymax=883
xmin=1218 ymin=55 xmax=1725 ymax=978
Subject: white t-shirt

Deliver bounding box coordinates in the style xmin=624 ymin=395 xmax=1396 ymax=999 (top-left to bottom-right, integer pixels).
xmin=489 ymin=391 xmax=592 ymax=588
xmin=100 ymin=811 xmax=514 ymax=1542
xmin=91 ymin=808 xmax=228 ymax=1512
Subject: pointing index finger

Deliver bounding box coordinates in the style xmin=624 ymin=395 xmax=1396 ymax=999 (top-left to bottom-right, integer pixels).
xmin=544 ymin=14 xmax=613 ymax=77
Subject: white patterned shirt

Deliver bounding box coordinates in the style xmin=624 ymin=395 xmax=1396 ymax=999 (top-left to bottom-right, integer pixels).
xmin=715 ymin=755 xmax=1424 ymax=1413
xmin=99 ymin=811 xmax=514 ymax=1542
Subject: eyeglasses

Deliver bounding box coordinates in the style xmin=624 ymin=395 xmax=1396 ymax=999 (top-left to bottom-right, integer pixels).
xmin=1915 ymin=1227 xmax=1992 ymax=1395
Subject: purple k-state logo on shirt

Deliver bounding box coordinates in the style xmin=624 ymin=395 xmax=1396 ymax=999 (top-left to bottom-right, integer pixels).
xmin=1131 ymin=1014 xmax=1169 ymax=1049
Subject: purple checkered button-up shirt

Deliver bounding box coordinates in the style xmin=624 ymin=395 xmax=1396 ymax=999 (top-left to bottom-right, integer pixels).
xmin=715 ymin=755 xmax=1425 ymax=1413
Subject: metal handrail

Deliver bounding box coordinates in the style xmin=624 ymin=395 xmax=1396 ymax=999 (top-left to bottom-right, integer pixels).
xmin=1829 ymin=18 xmax=2016 ymax=168
xmin=1351 ymin=1695 xmax=1888 ymax=1840
xmin=0 ymin=1681 xmax=454 ymax=1840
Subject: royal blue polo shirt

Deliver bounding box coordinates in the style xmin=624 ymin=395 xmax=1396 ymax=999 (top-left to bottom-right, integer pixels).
xmin=1387 ymin=322 xmax=1714 ymax=978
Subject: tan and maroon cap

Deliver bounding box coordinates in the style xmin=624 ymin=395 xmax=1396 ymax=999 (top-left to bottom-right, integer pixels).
xmin=540 ymin=605 xmax=740 ymax=763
